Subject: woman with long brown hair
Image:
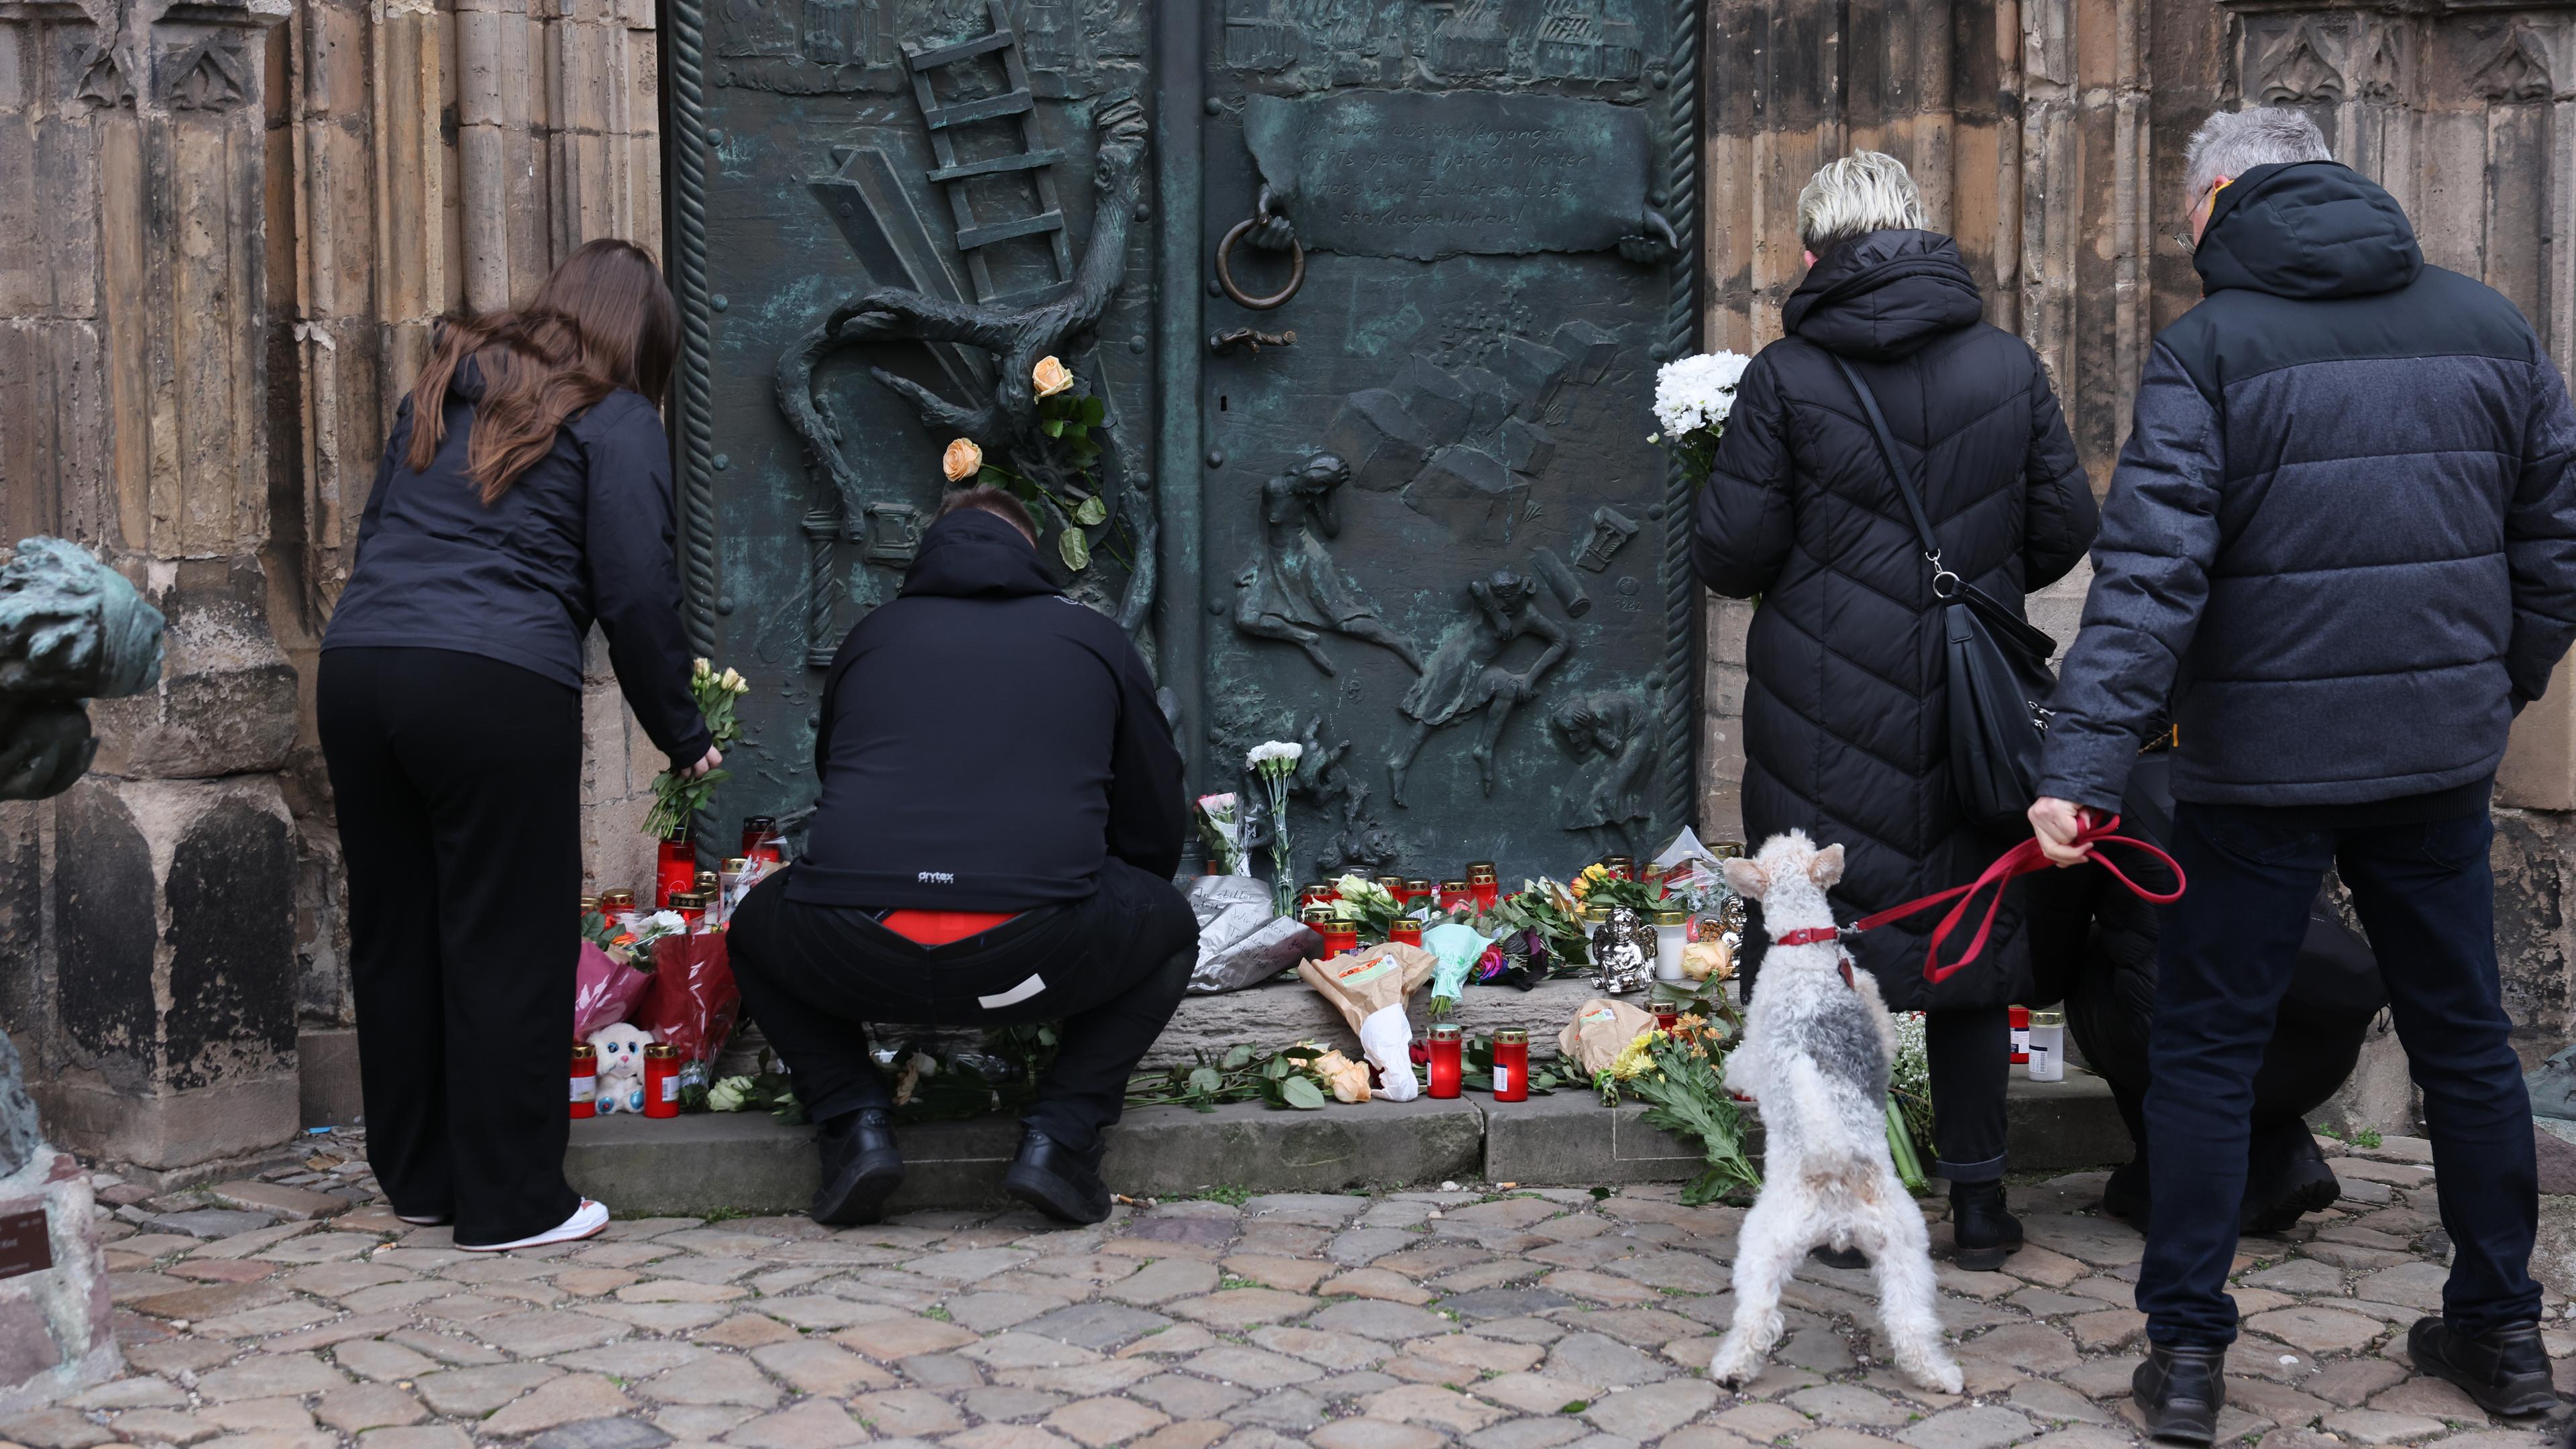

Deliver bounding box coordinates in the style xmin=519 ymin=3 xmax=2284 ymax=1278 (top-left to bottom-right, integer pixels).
xmin=319 ymin=239 xmax=716 ymax=1250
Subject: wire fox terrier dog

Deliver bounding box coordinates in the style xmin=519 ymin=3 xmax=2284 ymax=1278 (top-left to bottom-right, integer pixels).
xmin=1710 ymin=830 xmax=1962 ymax=1394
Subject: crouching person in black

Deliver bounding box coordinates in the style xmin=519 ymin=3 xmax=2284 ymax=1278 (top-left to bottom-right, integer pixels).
xmin=729 ymin=486 xmax=1195 ymax=1227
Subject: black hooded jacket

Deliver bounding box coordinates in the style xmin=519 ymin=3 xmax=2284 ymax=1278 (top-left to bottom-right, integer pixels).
xmin=2041 ymin=162 xmax=2576 ymax=814
xmin=324 ymin=359 xmax=710 ymax=767
xmin=788 ymin=509 xmax=1187 ymax=912
xmin=1693 ymin=231 xmax=2098 ymax=1010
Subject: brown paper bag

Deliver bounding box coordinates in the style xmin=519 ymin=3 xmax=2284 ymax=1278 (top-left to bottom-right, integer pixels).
xmin=1558 ymin=997 xmax=1658 ymax=1076
xmin=1296 ymin=943 xmax=1437 ymax=1036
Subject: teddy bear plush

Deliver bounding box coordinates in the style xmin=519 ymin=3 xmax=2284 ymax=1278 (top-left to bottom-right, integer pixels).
xmin=587 ymin=1022 xmax=654 ymax=1114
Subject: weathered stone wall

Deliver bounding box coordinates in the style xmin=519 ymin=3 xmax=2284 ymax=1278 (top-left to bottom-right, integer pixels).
xmin=0 ymin=0 xmax=665 ymax=1177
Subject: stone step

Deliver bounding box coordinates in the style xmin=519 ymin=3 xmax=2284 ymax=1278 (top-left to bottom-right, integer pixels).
xmin=566 ymin=1067 xmax=2125 ymax=1216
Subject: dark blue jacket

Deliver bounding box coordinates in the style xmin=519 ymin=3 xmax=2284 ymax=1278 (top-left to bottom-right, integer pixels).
xmin=789 ymin=509 xmax=1186 ymax=911
xmin=2041 ymin=162 xmax=2576 ymax=812
xmin=323 ymin=360 xmax=710 ymax=767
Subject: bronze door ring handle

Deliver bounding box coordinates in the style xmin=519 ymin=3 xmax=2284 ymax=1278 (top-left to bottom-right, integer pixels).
xmin=1215 ymin=219 xmax=1305 ymax=311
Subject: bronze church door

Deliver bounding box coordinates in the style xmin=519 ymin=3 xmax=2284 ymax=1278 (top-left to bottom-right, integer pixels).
xmin=664 ymin=0 xmax=1702 ymax=881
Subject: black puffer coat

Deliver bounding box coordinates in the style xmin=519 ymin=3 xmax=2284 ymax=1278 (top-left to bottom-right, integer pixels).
xmin=1693 ymin=231 xmax=2098 ymax=1010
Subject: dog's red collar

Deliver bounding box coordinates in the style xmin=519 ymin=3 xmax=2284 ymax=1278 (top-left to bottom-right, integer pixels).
xmin=1770 ymin=926 xmax=1859 ymax=991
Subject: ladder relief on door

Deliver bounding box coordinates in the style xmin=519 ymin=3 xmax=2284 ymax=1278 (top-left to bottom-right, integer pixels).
xmin=902 ymin=0 xmax=1075 ymax=305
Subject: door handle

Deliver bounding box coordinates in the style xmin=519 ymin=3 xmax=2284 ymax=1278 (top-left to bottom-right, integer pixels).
xmin=1215 ymin=185 xmax=1306 ymax=311
xmin=1209 ymin=328 xmax=1295 ymax=356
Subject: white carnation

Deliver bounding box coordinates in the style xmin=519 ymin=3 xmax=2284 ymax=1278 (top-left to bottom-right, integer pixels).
xmin=1246 ymin=741 xmax=1304 ymax=769
xmin=1653 ymin=351 xmax=1754 ymax=437
xmin=1197 ymin=792 xmax=1238 ymax=815
xmin=644 ymin=910 xmax=688 ymax=934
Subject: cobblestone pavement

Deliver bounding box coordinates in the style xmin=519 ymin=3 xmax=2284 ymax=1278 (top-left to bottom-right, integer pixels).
xmin=10 ymin=1130 xmax=2570 ymax=1449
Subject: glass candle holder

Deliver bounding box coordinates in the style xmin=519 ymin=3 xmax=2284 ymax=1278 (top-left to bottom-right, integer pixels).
xmin=1404 ymin=878 xmax=1434 ymax=907
xmin=1437 ymin=879 xmax=1474 ymax=912
xmin=643 ymin=1044 xmax=682 ymax=1118
xmin=570 ymin=1043 xmax=598 ymax=1120
xmin=1652 ymin=908 xmax=1690 ymax=982
xmin=668 ymin=892 xmax=708 ymax=931
xmin=1601 ymin=855 xmax=1635 ymax=881
xmin=1647 ymin=989 xmax=1680 ymax=1031
xmin=1427 ymin=1024 xmax=1463 ymax=1098
xmin=2010 ymin=1005 xmax=2031 ymax=1064
xmin=2027 ymin=1009 xmax=2066 ymax=1081
xmin=1320 ymin=924 xmax=1360 ymax=958
xmin=1491 ymin=1028 xmax=1529 ymax=1102
xmin=1389 ymin=920 xmax=1423 ymax=948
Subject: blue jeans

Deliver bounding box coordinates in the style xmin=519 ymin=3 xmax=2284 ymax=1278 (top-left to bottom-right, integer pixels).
xmin=2140 ymin=802 xmax=2540 ymax=1346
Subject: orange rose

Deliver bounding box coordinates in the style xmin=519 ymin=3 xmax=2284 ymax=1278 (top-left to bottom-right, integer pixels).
xmin=1031 ymin=355 xmax=1075 ymax=400
xmin=941 ymin=438 xmax=982 ymax=482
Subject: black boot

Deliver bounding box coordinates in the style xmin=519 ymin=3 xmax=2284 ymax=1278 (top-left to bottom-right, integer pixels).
xmin=2409 ymin=1318 xmax=2561 ymax=1417
xmin=1002 ymin=1128 xmax=1112 ymax=1224
xmin=2133 ymin=1343 xmax=2226 ymax=1445
xmin=1811 ymin=1245 xmax=1869 ymax=1270
xmin=2241 ymin=1124 xmax=2340 ymax=1236
xmin=811 ymin=1108 xmax=904 ymax=1227
xmin=1950 ymin=1179 xmax=2023 ymax=1271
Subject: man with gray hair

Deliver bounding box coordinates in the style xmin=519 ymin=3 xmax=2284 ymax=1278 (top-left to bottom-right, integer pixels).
xmin=2030 ymin=107 xmax=2576 ymax=1440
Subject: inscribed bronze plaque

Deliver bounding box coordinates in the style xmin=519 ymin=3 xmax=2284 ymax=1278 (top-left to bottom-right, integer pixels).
xmin=1243 ymin=91 xmax=1652 ymax=260
xmin=0 ymin=1210 xmax=50 ymax=1280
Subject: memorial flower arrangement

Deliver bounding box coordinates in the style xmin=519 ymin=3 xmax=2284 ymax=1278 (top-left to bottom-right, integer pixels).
xmin=1887 ymin=1011 xmax=1933 ymax=1191
xmin=1568 ymin=862 xmax=1660 ymax=914
xmin=940 ymin=356 xmax=1114 ymax=573
xmin=1126 ymin=1042 xmax=1362 ymax=1112
xmin=1248 ymin=740 xmax=1303 ymax=916
xmin=1195 ymin=793 xmax=1248 ymax=875
xmin=643 ymin=659 xmax=750 ymax=839
xmin=1328 ymin=873 xmax=1405 ymax=938
xmin=1480 ymin=878 xmax=1591 ymax=970
xmin=1594 ymin=1010 xmax=1764 ymax=1205
xmin=1650 ymin=349 xmax=1754 ymax=486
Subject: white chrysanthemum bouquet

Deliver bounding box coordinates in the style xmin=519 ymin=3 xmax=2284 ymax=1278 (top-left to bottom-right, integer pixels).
xmin=1650 ymin=350 xmax=1754 ymax=486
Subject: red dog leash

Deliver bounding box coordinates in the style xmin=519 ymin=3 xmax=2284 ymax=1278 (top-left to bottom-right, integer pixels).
xmin=1782 ymin=814 xmax=2186 ymax=985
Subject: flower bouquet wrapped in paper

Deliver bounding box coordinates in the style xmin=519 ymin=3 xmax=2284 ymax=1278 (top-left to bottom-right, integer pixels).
xmin=1297 ymin=941 xmax=1436 ymax=1102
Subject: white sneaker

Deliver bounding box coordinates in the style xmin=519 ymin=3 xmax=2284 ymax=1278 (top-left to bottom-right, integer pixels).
xmin=458 ymin=1199 xmax=609 ymax=1252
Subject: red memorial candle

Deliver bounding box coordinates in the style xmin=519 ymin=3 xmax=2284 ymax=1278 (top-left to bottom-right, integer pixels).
xmin=1427 ymin=1024 xmax=1462 ymax=1099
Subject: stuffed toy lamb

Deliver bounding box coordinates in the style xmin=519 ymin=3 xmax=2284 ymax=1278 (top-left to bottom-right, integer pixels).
xmin=587 ymin=1022 xmax=653 ymax=1114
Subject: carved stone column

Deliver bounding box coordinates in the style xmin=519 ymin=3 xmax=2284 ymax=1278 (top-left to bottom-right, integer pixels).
xmin=0 ymin=0 xmax=299 ymax=1175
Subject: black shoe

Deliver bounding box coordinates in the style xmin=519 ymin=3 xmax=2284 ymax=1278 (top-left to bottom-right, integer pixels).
xmin=2133 ymin=1343 xmax=2226 ymax=1445
xmin=1002 ymin=1128 xmax=1112 ymax=1225
xmin=1951 ymin=1179 xmax=2024 ymax=1271
xmin=1810 ymin=1245 xmax=1869 ymax=1270
xmin=2241 ymin=1126 xmax=2339 ymax=1236
xmin=2409 ymin=1317 xmax=2561 ymax=1417
xmin=811 ymin=1108 xmax=904 ymax=1227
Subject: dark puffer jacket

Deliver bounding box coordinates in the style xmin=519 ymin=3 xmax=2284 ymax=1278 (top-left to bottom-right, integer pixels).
xmin=2041 ymin=162 xmax=2576 ymax=812
xmin=1695 ymin=230 xmax=2098 ymax=1010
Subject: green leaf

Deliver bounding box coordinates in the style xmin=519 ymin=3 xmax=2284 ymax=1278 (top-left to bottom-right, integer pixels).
xmin=1280 ymin=1076 xmax=1327 ymax=1110
xmin=1073 ymin=494 xmax=1109 ymax=526
xmin=1187 ymin=1066 xmax=1223 ymax=1096
xmin=977 ymin=466 xmax=1010 ymax=487
xmin=1220 ymin=1043 xmax=1252 ymax=1071
xmin=1260 ymin=1057 xmax=1291 ymax=1080
xmin=1041 ymin=419 xmax=1065 ymax=438
xmin=1057 ymin=527 xmax=1091 ymax=572
xmin=1079 ymin=394 xmax=1106 ymax=427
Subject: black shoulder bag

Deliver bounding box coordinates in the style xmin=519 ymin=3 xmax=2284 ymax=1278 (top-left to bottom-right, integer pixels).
xmin=1832 ymin=356 xmax=2059 ymax=828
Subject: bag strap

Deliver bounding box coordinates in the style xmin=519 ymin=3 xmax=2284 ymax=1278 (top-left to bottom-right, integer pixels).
xmin=1831 ymin=355 xmax=1961 ymax=598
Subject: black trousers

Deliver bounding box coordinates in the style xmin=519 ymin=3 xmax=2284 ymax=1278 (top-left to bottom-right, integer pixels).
xmin=1927 ymin=1006 xmax=2008 ymax=1183
xmin=2142 ymin=802 xmax=2539 ymax=1345
xmin=317 ymin=647 xmax=583 ymax=1246
xmin=727 ymin=857 xmax=1196 ymax=1154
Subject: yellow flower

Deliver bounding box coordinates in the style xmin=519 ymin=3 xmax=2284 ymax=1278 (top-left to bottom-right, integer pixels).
xmin=943 ymin=438 xmax=983 ymax=482
xmin=719 ymin=667 xmax=747 ymax=694
xmin=1607 ymin=1033 xmax=1658 ymax=1081
xmin=1032 ymin=355 xmax=1075 ymax=399
xmin=692 ymin=657 xmax=712 ymax=680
